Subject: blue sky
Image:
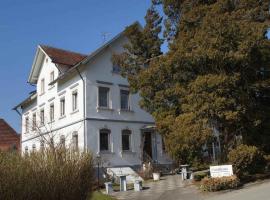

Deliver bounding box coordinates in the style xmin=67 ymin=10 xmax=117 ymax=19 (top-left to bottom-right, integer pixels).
xmin=0 ymin=0 xmax=151 ymax=132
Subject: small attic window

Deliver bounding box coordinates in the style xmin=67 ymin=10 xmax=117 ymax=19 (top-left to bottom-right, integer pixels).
xmin=112 ymin=64 xmax=121 ymax=74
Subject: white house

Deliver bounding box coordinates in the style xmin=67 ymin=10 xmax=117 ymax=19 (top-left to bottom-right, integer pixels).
xmin=14 ymin=29 xmax=172 ymax=169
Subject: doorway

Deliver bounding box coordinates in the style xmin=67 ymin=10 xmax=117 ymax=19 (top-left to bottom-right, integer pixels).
xmin=143 ymin=131 xmax=152 ymax=159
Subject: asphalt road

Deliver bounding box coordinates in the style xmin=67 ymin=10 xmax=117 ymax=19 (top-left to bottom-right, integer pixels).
xmin=206 ymin=181 xmax=270 ymax=200
xmin=157 ymin=180 xmax=270 ymax=200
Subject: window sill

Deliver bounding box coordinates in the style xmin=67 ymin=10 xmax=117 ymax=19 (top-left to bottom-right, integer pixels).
xmin=48 ymin=120 xmax=55 ymax=124
xmin=59 ymin=115 xmax=66 ymax=120
xmin=118 ymin=109 xmax=134 ymax=113
xmin=121 ymin=150 xmax=135 ymax=154
xmin=98 ymin=151 xmax=114 ymax=155
xmin=48 ymin=85 xmax=55 ymax=90
xmin=97 ymin=107 xmax=114 ymax=112
xmin=120 ymin=151 xmax=136 ymax=157
xmin=70 ymin=109 xmax=79 ymax=115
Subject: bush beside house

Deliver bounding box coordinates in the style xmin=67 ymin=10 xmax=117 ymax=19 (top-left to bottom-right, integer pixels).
xmin=228 ymin=145 xmax=266 ymax=179
xmin=0 ymin=149 xmax=94 ymax=200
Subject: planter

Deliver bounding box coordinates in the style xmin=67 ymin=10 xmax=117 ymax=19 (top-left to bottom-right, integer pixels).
xmin=153 ymin=172 xmax=161 ymax=181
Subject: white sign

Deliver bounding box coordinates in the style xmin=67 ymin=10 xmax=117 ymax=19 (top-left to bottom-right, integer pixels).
xmin=210 ymin=165 xmax=233 ymax=178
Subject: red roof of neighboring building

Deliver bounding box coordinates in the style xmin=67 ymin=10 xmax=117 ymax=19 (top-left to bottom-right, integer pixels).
xmin=40 ymin=45 xmax=87 ymax=68
xmin=0 ymin=119 xmax=20 ymax=151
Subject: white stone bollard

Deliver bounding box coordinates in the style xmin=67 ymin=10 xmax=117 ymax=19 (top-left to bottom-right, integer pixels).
xmin=104 ymin=182 xmax=113 ymax=194
xmin=134 ymin=180 xmax=142 ymax=192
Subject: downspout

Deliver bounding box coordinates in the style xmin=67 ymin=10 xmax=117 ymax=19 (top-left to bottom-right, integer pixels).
xmin=75 ymin=67 xmax=87 ymax=151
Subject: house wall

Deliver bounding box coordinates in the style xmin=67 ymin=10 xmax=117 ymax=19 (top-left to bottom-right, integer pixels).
xmin=20 ymin=34 xmax=172 ymax=167
xmin=83 ymin=35 xmax=171 ymax=166
xmin=21 ymin=55 xmax=85 ymax=152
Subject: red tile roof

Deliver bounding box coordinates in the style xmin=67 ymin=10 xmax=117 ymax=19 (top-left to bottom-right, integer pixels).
xmin=0 ymin=119 xmax=20 ymax=151
xmin=40 ymin=45 xmax=87 ymax=68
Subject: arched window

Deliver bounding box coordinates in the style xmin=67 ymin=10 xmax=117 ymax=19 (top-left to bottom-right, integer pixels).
xmin=25 ymin=146 xmax=28 ymax=155
xmin=72 ymin=132 xmax=78 ymax=151
xmin=40 ymin=140 xmax=45 ymax=152
xmin=60 ymin=135 xmax=66 ymax=149
xmin=32 ymin=144 xmax=36 ymax=152
xmin=99 ymin=129 xmax=110 ymax=152
xmin=122 ymin=129 xmax=131 ymax=151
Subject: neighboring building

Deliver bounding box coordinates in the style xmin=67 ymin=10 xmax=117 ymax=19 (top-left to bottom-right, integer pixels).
xmin=0 ymin=118 xmax=20 ymax=151
xmin=14 ymin=29 xmax=171 ymax=168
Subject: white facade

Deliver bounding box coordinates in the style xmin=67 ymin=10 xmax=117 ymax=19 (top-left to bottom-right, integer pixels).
xmin=16 ymin=31 xmax=171 ymax=168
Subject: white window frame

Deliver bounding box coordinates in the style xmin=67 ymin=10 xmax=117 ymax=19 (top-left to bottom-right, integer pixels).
xmin=25 ymin=117 xmax=29 ymax=133
xmin=32 ymin=113 xmax=36 ymax=131
xmin=98 ymin=86 xmax=110 ymax=108
xmin=120 ymin=89 xmax=131 ymax=110
xmin=60 ymin=97 xmax=65 ymax=117
xmin=40 ymin=78 xmax=45 ymax=94
xmin=50 ymin=103 xmax=54 ymax=122
xmin=40 ymin=109 xmax=45 ymax=126
xmin=72 ymin=90 xmax=78 ymax=112
xmin=99 ymin=129 xmax=111 ymax=152
xmin=72 ymin=132 xmax=78 ymax=151
xmin=60 ymin=135 xmax=66 ymax=149
xmin=122 ymin=129 xmax=132 ymax=151
xmin=50 ymin=71 xmax=55 ymax=83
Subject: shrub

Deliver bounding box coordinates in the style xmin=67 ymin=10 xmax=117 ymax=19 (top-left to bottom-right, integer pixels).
xmin=193 ymin=171 xmax=209 ymax=182
xmin=0 ymin=149 xmax=94 ymax=200
xmin=200 ymin=175 xmax=240 ymax=192
xmin=264 ymin=155 xmax=270 ymax=172
xmin=228 ymin=145 xmax=266 ymax=178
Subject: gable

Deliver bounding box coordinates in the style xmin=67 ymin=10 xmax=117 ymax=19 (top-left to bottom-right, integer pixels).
xmin=0 ymin=119 xmax=20 ymax=150
xmin=28 ymin=45 xmax=87 ymax=84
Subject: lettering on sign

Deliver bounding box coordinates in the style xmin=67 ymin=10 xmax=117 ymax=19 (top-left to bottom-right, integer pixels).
xmin=210 ymin=165 xmax=233 ymax=178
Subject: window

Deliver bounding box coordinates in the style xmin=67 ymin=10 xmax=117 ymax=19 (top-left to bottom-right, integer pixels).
xmin=60 ymin=98 xmax=65 ymax=117
xmin=40 ymin=109 xmax=44 ymax=126
xmin=100 ymin=129 xmax=110 ymax=151
xmin=25 ymin=117 xmax=29 ymax=133
xmin=122 ymin=129 xmax=131 ymax=151
xmin=32 ymin=113 xmax=36 ymax=130
xmin=72 ymin=91 xmax=78 ymax=111
xmin=72 ymin=132 xmax=78 ymax=151
xmin=120 ymin=90 xmax=130 ymax=110
xmin=41 ymin=78 xmax=45 ymax=94
xmin=112 ymin=64 xmax=121 ymax=73
xmin=40 ymin=140 xmax=45 ymax=152
xmin=50 ymin=71 xmax=55 ymax=83
xmin=25 ymin=146 xmax=28 ymax=155
xmin=98 ymin=87 xmax=109 ymax=108
xmin=50 ymin=104 xmax=54 ymax=122
xmin=60 ymin=135 xmax=65 ymax=149
xmin=32 ymin=144 xmax=36 ymax=152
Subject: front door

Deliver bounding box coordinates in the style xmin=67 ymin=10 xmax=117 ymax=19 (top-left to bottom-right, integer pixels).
xmin=143 ymin=132 xmax=152 ymax=159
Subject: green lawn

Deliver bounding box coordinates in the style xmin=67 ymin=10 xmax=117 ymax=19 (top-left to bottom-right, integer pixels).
xmin=90 ymin=191 xmax=117 ymax=200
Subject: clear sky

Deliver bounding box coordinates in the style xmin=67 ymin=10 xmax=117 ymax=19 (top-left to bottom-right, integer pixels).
xmin=0 ymin=0 xmax=151 ymax=132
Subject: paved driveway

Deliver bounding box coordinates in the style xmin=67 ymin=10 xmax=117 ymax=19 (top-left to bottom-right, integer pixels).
xmin=112 ymin=175 xmax=187 ymax=200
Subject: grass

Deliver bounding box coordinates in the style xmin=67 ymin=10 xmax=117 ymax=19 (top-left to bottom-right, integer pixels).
xmin=90 ymin=191 xmax=118 ymax=200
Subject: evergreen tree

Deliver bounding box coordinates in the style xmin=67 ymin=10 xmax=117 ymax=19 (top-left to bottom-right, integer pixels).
xmin=115 ymin=0 xmax=270 ymax=164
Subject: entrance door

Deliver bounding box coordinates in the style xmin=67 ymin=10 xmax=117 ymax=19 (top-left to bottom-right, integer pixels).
xmin=143 ymin=132 xmax=152 ymax=159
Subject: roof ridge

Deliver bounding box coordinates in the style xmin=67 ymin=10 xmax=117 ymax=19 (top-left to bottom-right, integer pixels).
xmin=39 ymin=44 xmax=88 ymax=57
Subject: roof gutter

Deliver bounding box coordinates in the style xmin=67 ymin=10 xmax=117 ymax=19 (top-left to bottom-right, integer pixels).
xmin=75 ymin=67 xmax=87 ymax=151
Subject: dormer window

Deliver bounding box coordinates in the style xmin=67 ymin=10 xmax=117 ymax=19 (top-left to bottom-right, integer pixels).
xmin=40 ymin=78 xmax=45 ymax=94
